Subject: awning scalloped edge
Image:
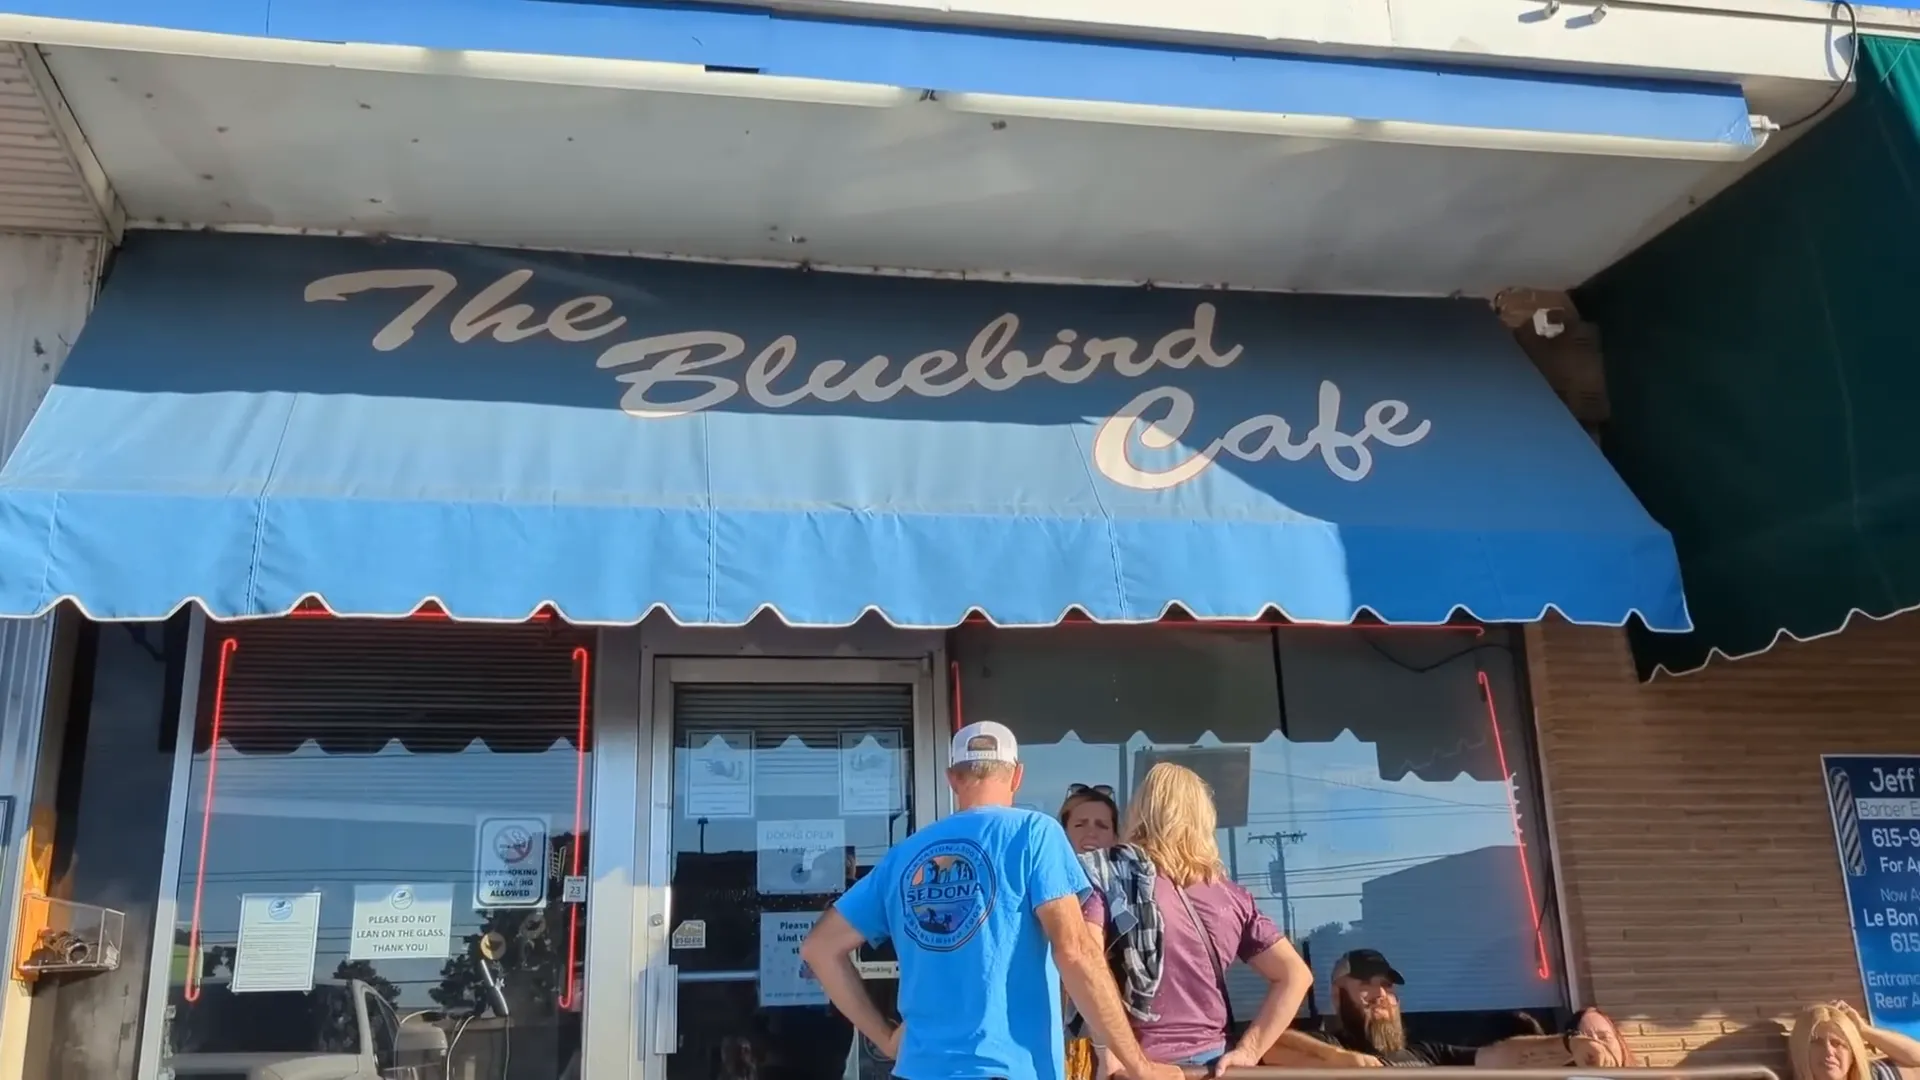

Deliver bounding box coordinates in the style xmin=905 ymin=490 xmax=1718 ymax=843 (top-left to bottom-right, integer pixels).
xmin=1647 ymin=600 xmax=1920 ymax=679
xmin=3 ymin=591 xmax=1696 ymax=634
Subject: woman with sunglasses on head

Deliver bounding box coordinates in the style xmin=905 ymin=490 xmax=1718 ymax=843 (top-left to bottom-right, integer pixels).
xmin=1077 ymin=764 xmax=1313 ymax=1079
xmin=1060 ymin=781 xmax=1123 ymax=1080
xmin=1059 ymin=783 xmax=1120 ymax=854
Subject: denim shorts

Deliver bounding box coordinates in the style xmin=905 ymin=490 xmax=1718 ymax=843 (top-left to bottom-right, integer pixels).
xmin=1081 ymin=1044 xmax=1226 ymax=1069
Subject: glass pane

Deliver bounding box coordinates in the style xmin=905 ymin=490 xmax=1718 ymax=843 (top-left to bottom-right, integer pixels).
xmin=161 ymin=621 xmax=594 ymax=1080
xmin=1273 ymin=626 xmax=1559 ymax=1016
xmin=668 ymin=683 xmax=915 ymax=1080
xmin=954 ymin=623 xmax=1564 ymax=1027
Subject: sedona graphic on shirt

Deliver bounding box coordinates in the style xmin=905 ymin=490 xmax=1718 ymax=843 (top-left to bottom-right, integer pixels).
xmin=900 ymin=838 xmax=997 ymax=952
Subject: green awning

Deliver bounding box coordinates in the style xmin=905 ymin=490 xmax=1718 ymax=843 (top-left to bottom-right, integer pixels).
xmin=1575 ymin=37 xmax=1920 ymax=677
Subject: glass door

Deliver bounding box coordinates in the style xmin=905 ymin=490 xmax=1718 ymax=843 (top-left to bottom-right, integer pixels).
xmin=642 ymin=658 xmax=937 ymax=1080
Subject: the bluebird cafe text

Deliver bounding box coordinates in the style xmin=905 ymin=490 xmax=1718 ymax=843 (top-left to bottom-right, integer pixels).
xmin=303 ymin=266 xmax=1435 ymax=491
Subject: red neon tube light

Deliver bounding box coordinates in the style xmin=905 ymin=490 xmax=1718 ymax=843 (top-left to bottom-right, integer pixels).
xmin=557 ymin=646 xmax=591 ymax=1010
xmin=1478 ymin=669 xmax=1551 ymax=980
xmin=949 ymin=660 xmax=964 ymax=733
xmin=184 ymin=636 xmax=238 ymax=1003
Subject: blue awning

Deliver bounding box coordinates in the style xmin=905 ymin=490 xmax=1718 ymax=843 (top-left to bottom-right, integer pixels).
xmin=0 ymin=231 xmax=1688 ymax=629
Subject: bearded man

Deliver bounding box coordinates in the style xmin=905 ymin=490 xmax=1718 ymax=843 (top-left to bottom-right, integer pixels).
xmin=1266 ymin=949 xmax=1609 ymax=1068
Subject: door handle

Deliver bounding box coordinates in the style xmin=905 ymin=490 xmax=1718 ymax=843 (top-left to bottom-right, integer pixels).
xmin=651 ymin=964 xmax=679 ymax=1056
xmin=648 ymin=885 xmax=678 ymax=1056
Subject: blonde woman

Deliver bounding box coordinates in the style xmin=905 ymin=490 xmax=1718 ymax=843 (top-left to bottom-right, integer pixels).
xmin=1080 ymin=763 xmax=1313 ymax=1077
xmin=1794 ymin=1002 xmax=1920 ymax=1080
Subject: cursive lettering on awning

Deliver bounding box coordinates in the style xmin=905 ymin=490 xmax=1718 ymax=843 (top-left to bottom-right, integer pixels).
xmin=305 ymin=267 xmax=1431 ymax=488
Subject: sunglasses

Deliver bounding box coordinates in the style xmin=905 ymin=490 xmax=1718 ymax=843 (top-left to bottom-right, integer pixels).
xmin=1068 ymin=783 xmax=1115 ymax=797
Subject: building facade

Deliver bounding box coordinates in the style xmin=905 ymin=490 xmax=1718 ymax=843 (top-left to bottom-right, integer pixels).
xmin=1532 ymin=615 xmax=1920 ymax=1066
xmin=0 ymin=4 xmax=1910 ymax=1080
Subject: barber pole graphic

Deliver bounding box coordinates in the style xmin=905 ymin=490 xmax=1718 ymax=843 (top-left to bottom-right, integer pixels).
xmin=1830 ymin=765 xmax=1868 ymax=876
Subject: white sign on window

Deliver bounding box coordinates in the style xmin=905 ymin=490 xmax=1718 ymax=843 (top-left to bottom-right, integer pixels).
xmin=671 ymin=920 xmax=708 ymax=950
xmin=231 ymin=892 xmax=322 ymax=994
xmin=759 ymin=911 xmax=828 ymax=1007
xmin=839 ymin=731 xmax=902 ymax=816
xmin=757 ymin=819 xmax=847 ymax=895
xmin=686 ymin=730 xmax=754 ymax=818
xmin=474 ymin=815 xmax=549 ymax=909
xmin=351 ymin=884 xmax=454 ymax=961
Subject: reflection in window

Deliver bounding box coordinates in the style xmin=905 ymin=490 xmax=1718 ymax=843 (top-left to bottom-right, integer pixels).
xmin=952 ymin=624 xmax=1562 ymax=1021
xmin=161 ymin=619 xmax=593 ymax=1080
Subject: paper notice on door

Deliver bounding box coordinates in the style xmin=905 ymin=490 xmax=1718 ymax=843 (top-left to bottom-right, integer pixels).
xmin=686 ymin=730 xmax=754 ymax=819
xmin=839 ymin=731 xmax=902 ymax=816
xmin=474 ymin=815 xmax=549 ymax=909
xmin=231 ymin=892 xmax=322 ymax=993
xmin=757 ymin=819 xmax=846 ymax=895
xmin=350 ymin=883 xmax=454 ymax=961
xmin=759 ymin=911 xmax=827 ymax=1007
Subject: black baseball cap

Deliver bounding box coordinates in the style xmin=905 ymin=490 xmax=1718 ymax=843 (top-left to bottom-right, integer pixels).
xmin=1331 ymin=949 xmax=1405 ymax=986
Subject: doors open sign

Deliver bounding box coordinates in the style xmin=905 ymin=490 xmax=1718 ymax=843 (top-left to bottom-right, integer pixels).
xmin=475 ymin=815 xmax=549 ymax=909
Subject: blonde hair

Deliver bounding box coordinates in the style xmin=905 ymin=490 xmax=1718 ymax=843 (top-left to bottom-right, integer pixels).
xmin=1123 ymin=763 xmax=1227 ymax=887
xmin=1792 ymin=1005 xmax=1874 ymax=1080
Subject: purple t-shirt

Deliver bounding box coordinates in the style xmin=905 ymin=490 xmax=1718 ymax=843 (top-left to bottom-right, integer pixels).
xmin=1082 ymin=875 xmax=1284 ymax=1061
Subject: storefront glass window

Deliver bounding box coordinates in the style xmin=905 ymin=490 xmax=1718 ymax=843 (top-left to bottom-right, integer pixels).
xmin=160 ymin=618 xmax=595 ymax=1080
xmin=952 ymin=624 xmax=1563 ymax=1025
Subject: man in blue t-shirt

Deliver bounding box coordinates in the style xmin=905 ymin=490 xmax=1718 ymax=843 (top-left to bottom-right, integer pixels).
xmin=802 ymin=722 xmax=1179 ymax=1080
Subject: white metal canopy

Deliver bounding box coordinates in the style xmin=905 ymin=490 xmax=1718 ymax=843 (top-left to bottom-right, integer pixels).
xmin=36 ymin=41 xmax=1750 ymax=295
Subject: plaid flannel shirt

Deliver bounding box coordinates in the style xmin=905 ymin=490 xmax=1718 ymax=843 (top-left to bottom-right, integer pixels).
xmin=1078 ymin=843 xmax=1164 ymax=1023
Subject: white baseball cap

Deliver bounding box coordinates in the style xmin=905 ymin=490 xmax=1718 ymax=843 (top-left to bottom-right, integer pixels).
xmin=951 ymin=721 xmax=1019 ymax=765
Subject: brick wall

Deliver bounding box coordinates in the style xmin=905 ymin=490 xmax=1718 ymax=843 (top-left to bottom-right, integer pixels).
xmin=1525 ymin=615 xmax=1920 ymax=1070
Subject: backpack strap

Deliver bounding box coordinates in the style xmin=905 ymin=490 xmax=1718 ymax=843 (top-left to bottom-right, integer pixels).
xmin=1171 ymin=884 xmax=1239 ymax=1039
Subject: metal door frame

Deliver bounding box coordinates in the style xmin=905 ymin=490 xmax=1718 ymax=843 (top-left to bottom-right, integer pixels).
xmin=626 ymin=619 xmax=947 ymax=1080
